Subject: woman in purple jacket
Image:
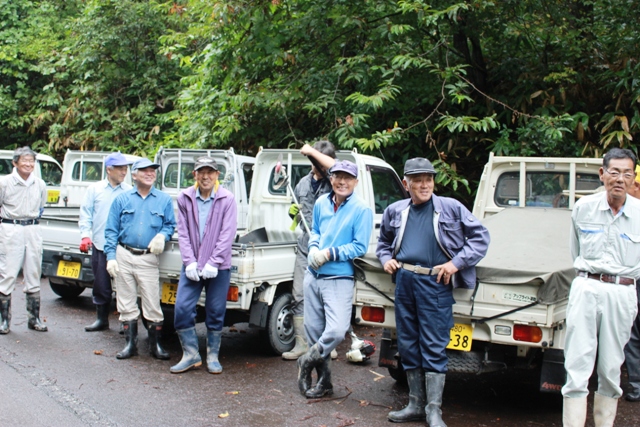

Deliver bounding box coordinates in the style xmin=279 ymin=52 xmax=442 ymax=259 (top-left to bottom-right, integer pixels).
xmin=170 ymin=156 xmax=237 ymax=375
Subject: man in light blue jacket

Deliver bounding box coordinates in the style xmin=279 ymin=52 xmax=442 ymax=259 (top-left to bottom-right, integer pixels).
xmin=377 ymin=157 xmax=489 ymax=427
xmin=296 ymin=160 xmax=373 ymax=399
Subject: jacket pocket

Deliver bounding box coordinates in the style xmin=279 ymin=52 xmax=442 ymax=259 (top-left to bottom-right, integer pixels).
xmin=121 ymin=209 xmax=135 ymax=228
xmin=150 ymin=210 xmax=165 ymax=229
xmin=440 ymin=221 xmax=464 ymax=251
xmin=621 ymin=232 xmax=640 ymax=267
xmin=577 ymin=222 xmax=605 ymax=260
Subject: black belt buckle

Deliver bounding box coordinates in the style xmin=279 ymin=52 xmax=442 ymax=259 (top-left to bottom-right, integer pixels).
xmin=1 ymin=218 xmax=38 ymax=225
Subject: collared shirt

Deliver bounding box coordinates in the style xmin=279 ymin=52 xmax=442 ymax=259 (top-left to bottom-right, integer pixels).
xmin=196 ymin=187 xmax=214 ymax=241
xmin=0 ymin=169 xmax=47 ymax=220
xmin=308 ymin=190 xmax=373 ymax=277
xmin=571 ymin=191 xmax=640 ymax=278
xmin=79 ymin=179 xmax=132 ymax=251
xmin=104 ymin=186 xmax=176 ymax=260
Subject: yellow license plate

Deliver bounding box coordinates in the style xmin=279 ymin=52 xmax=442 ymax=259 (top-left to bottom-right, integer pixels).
xmin=47 ymin=190 xmax=60 ymax=204
xmin=161 ymin=283 xmax=178 ymax=304
xmin=57 ymin=260 xmax=81 ymax=279
xmin=447 ymin=323 xmax=473 ymax=352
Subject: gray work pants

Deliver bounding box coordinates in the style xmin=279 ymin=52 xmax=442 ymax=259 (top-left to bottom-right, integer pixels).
xmin=0 ymin=223 xmax=42 ymax=295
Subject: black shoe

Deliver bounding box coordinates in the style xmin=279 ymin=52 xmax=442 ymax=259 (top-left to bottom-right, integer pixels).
xmin=625 ymin=390 xmax=640 ymax=402
xmin=85 ymin=304 xmax=110 ymax=332
xmin=116 ymin=321 xmax=138 ymax=359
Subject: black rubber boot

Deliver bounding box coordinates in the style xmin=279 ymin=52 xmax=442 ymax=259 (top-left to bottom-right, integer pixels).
xmin=0 ymin=293 xmax=11 ymax=334
xmin=26 ymin=292 xmax=48 ymax=332
xmin=85 ymin=304 xmax=110 ymax=332
xmin=425 ymin=372 xmax=447 ymax=427
xmin=116 ymin=320 xmax=138 ymax=359
xmin=305 ymin=356 xmax=333 ymax=398
xmin=148 ymin=322 xmax=170 ymax=360
xmin=388 ymin=368 xmax=426 ymax=422
xmin=297 ymin=343 xmax=322 ymax=395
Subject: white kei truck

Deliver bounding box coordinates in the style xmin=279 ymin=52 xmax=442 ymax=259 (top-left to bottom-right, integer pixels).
xmin=39 ymin=147 xmax=408 ymax=355
xmin=352 ymin=153 xmax=603 ymax=393
xmin=0 ymin=149 xmax=64 ymax=205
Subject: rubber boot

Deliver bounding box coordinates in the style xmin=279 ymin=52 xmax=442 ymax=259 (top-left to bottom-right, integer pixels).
xmin=282 ymin=316 xmax=307 ymax=360
xmin=297 ymin=343 xmax=323 ymax=395
xmin=0 ymin=293 xmax=10 ymax=334
xmin=116 ymin=320 xmax=138 ymax=359
xmin=388 ymin=368 xmax=426 ymax=422
xmin=425 ymin=372 xmax=447 ymax=427
xmin=206 ymin=330 xmax=223 ymax=374
xmin=562 ymin=396 xmax=587 ymax=427
xmin=305 ymin=356 xmax=333 ymax=398
xmin=26 ymin=292 xmax=48 ymax=332
xmin=593 ymin=393 xmax=617 ymax=427
xmin=85 ymin=304 xmax=110 ymax=332
xmin=170 ymin=327 xmax=202 ymax=373
xmin=148 ymin=322 xmax=170 ymax=360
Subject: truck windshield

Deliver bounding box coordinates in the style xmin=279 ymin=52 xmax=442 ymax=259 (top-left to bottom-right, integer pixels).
xmin=163 ymin=162 xmax=228 ymax=190
xmin=495 ymin=171 xmax=602 ymax=208
xmin=369 ymin=165 xmax=408 ymax=214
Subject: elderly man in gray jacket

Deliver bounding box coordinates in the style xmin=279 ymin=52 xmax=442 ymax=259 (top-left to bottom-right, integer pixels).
xmin=377 ymin=157 xmax=490 ymax=427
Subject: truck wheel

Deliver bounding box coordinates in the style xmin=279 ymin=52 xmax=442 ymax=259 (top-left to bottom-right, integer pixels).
xmin=263 ymin=292 xmax=296 ymax=355
xmin=388 ymin=365 xmax=408 ymax=385
xmin=49 ymin=280 xmax=85 ymax=299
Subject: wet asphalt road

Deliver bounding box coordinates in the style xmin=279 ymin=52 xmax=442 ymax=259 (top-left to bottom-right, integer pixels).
xmin=1 ymin=279 xmax=640 ymax=427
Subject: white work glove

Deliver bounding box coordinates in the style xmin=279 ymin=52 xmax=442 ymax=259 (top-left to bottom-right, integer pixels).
xmin=201 ymin=263 xmax=218 ymax=280
xmin=307 ymin=247 xmax=329 ymax=270
xmin=106 ymin=260 xmax=119 ymax=278
xmin=185 ymin=262 xmax=200 ymax=282
xmin=148 ymin=233 xmax=166 ymax=255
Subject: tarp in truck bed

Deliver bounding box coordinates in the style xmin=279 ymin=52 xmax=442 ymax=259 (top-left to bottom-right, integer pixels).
xmin=354 ymin=207 xmax=575 ymax=306
xmin=477 ymin=208 xmax=575 ymax=304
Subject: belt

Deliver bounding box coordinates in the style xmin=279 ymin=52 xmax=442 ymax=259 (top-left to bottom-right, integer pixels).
xmin=399 ymin=262 xmax=440 ymax=276
xmin=577 ymin=271 xmax=636 ymax=285
xmin=119 ymin=243 xmax=150 ymax=256
xmin=1 ymin=218 xmax=39 ymax=225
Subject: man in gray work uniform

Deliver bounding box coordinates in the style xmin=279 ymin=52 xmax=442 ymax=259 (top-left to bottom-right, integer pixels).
xmin=0 ymin=147 xmax=49 ymax=334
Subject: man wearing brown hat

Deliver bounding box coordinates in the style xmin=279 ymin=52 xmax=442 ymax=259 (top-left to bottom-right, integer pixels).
xmin=170 ymin=156 xmax=237 ymax=375
xmin=376 ymin=157 xmax=490 ymax=427
xmin=296 ymin=160 xmax=373 ymax=398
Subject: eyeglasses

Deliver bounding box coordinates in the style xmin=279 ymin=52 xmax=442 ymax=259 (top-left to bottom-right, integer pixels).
xmin=604 ymin=168 xmax=635 ymax=180
xmin=330 ymin=173 xmax=356 ymax=182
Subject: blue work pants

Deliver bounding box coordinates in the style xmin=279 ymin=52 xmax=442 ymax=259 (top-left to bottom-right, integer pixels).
xmin=173 ymin=267 xmax=230 ymax=331
xmin=395 ymin=268 xmax=454 ymax=373
xmin=91 ymin=248 xmax=112 ymax=306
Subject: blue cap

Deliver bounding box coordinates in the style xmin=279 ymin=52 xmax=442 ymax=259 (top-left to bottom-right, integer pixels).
xmin=404 ymin=157 xmax=436 ymax=175
xmin=330 ymin=160 xmax=358 ymax=178
xmin=132 ymin=158 xmax=160 ymax=171
xmin=105 ymin=152 xmax=133 ymax=167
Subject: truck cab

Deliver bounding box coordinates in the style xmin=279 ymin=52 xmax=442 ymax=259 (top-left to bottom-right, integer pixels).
xmin=0 ymin=150 xmax=63 ymax=205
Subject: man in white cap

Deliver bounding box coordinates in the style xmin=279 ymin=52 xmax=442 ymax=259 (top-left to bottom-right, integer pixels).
xmin=79 ymin=152 xmax=133 ymax=332
xmin=104 ymin=158 xmax=176 ymax=360
xmin=297 ymin=159 xmax=373 ymax=399
xmin=0 ymin=146 xmax=49 ymax=334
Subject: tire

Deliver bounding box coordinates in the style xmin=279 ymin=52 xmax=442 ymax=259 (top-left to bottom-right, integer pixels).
xmin=49 ymin=280 xmax=86 ymax=299
xmin=263 ymin=292 xmax=296 ymax=355
xmin=388 ymin=364 xmax=408 ymax=385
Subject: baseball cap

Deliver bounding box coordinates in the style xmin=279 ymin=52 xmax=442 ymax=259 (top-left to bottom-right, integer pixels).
xmin=105 ymin=152 xmax=133 ymax=167
xmin=404 ymin=158 xmax=436 ymax=176
xmin=330 ymin=160 xmax=358 ymax=178
xmin=132 ymin=158 xmax=160 ymax=171
xmin=194 ymin=156 xmax=219 ymax=172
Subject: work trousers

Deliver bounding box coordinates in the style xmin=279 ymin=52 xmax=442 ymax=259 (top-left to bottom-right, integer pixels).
xmin=291 ymin=248 xmax=307 ymax=316
xmin=174 ymin=267 xmax=230 ymax=331
xmin=562 ymin=276 xmax=637 ymax=399
xmin=0 ymin=223 xmax=42 ymax=295
xmin=303 ymin=271 xmax=353 ymax=358
xmin=114 ymin=246 xmax=163 ymax=323
xmin=91 ymin=248 xmax=112 ymax=306
xmin=624 ymin=284 xmax=640 ymax=394
xmin=395 ymin=268 xmax=454 ymax=373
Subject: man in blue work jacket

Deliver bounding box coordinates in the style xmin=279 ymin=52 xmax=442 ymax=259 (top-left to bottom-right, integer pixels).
xmin=105 ymin=158 xmax=176 ymax=361
xmin=377 ymin=158 xmax=490 ymax=427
